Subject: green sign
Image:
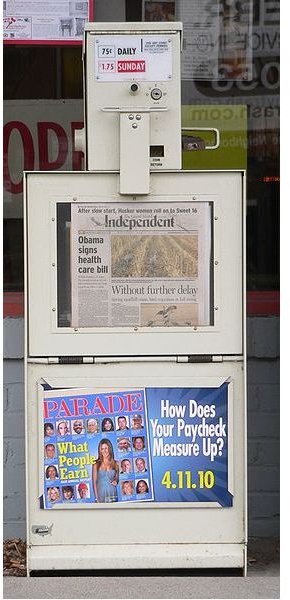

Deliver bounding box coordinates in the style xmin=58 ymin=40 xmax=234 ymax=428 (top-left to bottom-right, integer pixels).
xmin=182 ymin=105 xmax=247 ymax=170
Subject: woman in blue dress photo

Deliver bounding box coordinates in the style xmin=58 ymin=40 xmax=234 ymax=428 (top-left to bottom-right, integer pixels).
xmin=92 ymin=439 xmax=119 ymax=503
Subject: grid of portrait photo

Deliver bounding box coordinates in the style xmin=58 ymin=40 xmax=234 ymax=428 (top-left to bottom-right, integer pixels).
xmin=43 ymin=388 xmax=154 ymax=507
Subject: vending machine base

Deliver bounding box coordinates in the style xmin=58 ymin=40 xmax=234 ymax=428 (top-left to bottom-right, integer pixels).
xmin=26 ymin=360 xmax=246 ymax=574
xmin=28 ymin=542 xmax=245 ymax=571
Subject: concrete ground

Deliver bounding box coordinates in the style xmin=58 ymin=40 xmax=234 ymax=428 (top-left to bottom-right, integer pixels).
xmin=3 ymin=538 xmax=280 ymax=599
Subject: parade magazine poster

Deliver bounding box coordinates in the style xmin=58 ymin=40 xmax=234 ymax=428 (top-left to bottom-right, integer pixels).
xmin=42 ymin=384 xmax=233 ymax=508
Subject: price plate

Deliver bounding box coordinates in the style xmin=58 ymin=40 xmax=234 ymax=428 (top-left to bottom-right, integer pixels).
xmin=95 ymin=35 xmax=173 ymax=82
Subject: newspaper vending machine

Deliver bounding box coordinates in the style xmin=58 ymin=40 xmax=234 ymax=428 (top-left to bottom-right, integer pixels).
xmin=25 ymin=22 xmax=247 ymax=572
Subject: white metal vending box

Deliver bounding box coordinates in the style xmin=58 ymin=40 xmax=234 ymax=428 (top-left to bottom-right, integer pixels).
xmin=82 ymin=22 xmax=182 ymax=176
xmin=25 ymin=170 xmax=247 ymax=572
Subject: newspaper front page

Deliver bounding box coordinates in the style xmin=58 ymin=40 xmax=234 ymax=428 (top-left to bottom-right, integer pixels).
xmin=70 ymin=201 xmax=211 ymax=328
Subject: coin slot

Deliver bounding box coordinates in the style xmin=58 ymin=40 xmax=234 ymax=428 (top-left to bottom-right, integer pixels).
xmin=150 ymin=145 xmax=164 ymax=157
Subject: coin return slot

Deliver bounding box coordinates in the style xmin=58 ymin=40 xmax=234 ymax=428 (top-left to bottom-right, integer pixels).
xmin=150 ymin=145 xmax=164 ymax=157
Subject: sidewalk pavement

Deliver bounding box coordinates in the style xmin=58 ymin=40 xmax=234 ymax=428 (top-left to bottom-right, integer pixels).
xmin=3 ymin=571 xmax=280 ymax=600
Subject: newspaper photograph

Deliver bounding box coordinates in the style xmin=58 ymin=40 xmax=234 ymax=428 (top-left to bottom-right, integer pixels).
xmin=70 ymin=201 xmax=212 ymax=328
xmin=3 ymin=1 xmax=90 ymax=42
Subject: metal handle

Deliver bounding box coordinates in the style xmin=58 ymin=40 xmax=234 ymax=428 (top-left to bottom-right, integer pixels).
xmin=181 ymin=127 xmax=220 ymax=150
xmin=101 ymin=107 xmax=168 ymax=113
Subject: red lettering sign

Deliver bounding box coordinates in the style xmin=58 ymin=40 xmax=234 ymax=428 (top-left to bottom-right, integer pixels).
xmin=37 ymin=122 xmax=68 ymax=170
xmin=3 ymin=118 xmax=84 ymax=196
xmin=43 ymin=391 xmax=144 ymax=419
xmin=71 ymin=122 xmax=85 ymax=170
xmin=3 ymin=121 xmax=35 ymax=194
xmin=117 ymin=60 xmax=146 ymax=73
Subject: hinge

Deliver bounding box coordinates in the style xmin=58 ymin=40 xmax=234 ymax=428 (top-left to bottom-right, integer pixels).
xmin=177 ymin=355 xmax=223 ymax=363
xmin=28 ymin=357 xmax=95 ymax=364
xmin=57 ymin=356 xmax=94 ymax=364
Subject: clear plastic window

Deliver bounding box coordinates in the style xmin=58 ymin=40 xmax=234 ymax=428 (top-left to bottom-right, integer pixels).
xmin=57 ymin=201 xmax=214 ymax=328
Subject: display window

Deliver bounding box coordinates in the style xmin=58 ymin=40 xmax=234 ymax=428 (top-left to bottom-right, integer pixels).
xmin=56 ymin=200 xmax=213 ymax=329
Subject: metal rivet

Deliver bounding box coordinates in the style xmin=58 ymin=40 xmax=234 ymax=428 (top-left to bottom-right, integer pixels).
xmin=73 ymin=197 xmax=77 ymax=201
xmin=214 ymin=306 xmax=219 ymax=311
xmin=136 ymin=114 xmax=141 ymax=120
xmin=51 ymin=218 xmax=55 ymax=222
xmin=129 ymin=114 xmax=134 ymax=120
xmin=52 ymin=263 xmax=55 ymax=267
xmin=74 ymin=328 xmax=78 ymax=332
xmin=193 ymin=326 xmax=198 ymax=331
xmin=214 ymin=216 xmax=218 ymax=220
xmin=52 ymin=307 xmax=56 ymax=312
xmin=214 ymin=260 xmax=219 ymax=265
xmin=134 ymin=326 xmax=138 ymax=331
xmin=132 ymin=123 xmax=138 ymax=129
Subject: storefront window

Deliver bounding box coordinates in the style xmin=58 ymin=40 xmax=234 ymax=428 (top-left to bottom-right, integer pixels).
xmin=3 ymin=0 xmax=279 ymax=298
